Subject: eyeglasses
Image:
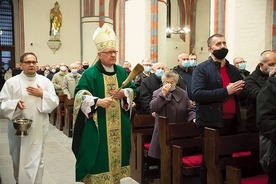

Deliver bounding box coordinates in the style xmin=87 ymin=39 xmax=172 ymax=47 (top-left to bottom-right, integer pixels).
xmin=100 ymin=51 xmax=118 ymax=56
xmin=22 ymin=61 xmax=38 ymax=65
xmin=143 ymin=64 xmax=152 ymax=67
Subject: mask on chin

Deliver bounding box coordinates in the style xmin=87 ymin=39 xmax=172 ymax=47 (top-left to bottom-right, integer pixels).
xmin=212 ymin=48 xmax=228 ymax=59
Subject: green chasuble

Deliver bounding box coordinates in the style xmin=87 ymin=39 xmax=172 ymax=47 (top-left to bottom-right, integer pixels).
xmin=72 ymin=60 xmax=136 ymax=183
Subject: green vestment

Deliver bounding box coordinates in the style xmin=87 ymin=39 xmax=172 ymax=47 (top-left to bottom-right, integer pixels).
xmin=72 ymin=60 xmax=136 ymax=183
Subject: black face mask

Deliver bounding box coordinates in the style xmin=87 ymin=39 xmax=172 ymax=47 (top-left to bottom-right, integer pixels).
xmin=212 ymin=48 xmax=228 ymax=59
xmin=83 ymin=65 xmax=89 ymax=70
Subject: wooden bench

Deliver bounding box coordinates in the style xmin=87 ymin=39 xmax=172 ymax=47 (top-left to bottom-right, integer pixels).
xmin=159 ymin=117 xmax=202 ymax=184
xmin=226 ymin=165 xmax=267 ymax=184
xmin=49 ymin=107 xmax=57 ymax=125
xmin=55 ymin=95 xmax=65 ymax=131
xmin=204 ymin=127 xmax=263 ymax=184
xmin=130 ymin=114 xmax=155 ymax=183
xmin=63 ymin=98 xmax=74 ymax=137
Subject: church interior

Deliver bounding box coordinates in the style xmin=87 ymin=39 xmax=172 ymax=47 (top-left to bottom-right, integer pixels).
xmin=0 ymin=0 xmax=275 ymax=184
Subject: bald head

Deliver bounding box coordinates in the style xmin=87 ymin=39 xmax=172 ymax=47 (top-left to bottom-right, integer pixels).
xmin=259 ymin=50 xmax=276 ymax=73
xmin=152 ymin=62 xmax=165 ymax=73
xmin=233 ymin=57 xmax=245 ymax=69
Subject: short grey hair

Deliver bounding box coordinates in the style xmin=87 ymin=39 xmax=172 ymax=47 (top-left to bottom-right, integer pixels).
xmin=141 ymin=58 xmax=151 ymax=64
xmin=260 ymin=50 xmax=273 ymax=63
xmin=161 ymin=70 xmax=179 ymax=84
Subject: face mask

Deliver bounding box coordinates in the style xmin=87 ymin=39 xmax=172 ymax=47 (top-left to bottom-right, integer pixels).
xmin=144 ymin=66 xmax=152 ymax=73
xmin=182 ymin=60 xmax=190 ymax=68
xmin=155 ymin=69 xmax=164 ymax=78
xmin=60 ymin=66 xmax=67 ymax=71
xmin=51 ymin=69 xmax=56 ymax=73
xmin=83 ymin=65 xmax=89 ymax=70
xmin=212 ymin=48 xmax=228 ymax=59
xmin=239 ymin=63 xmax=246 ymax=70
xmin=71 ymin=69 xmax=78 ymax=74
xmin=190 ymin=60 xmax=197 ymax=67
xmin=44 ymin=74 xmax=48 ymax=77
xmin=46 ymin=67 xmax=50 ymax=70
xmin=266 ymin=67 xmax=275 ymax=75
xmin=169 ymin=86 xmax=176 ymax=91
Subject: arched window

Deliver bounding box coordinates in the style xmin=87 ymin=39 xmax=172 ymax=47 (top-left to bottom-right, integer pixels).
xmin=0 ymin=0 xmax=15 ymax=70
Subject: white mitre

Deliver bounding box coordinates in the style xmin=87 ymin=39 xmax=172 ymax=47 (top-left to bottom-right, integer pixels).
xmin=93 ymin=23 xmax=116 ymax=52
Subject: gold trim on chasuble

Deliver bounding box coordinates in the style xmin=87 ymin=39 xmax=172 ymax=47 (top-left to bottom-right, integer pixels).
xmin=82 ymin=74 xmax=130 ymax=184
xmin=104 ymin=74 xmax=122 ymax=183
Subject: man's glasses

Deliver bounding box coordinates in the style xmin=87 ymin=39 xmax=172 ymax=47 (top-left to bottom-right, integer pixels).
xmin=237 ymin=61 xmax=247 ymax=64
xmin=143 ymin=64 xmax=152 ymax=67
xmin=100 ymin=51 xmax=118 ymax=56
xmin=22 ymin=61 xmax=38 ymax=65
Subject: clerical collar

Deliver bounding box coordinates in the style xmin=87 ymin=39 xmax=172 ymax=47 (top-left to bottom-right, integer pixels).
xmin=102 ymin=64 xmax=114 ymax=72
xmin=95 ymin=60 xmax=116 ymax=75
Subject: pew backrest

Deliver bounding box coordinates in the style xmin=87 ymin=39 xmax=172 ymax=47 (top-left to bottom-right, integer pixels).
xmin=204 ymin=127 xmax=260 ymax=184
xmin=159 ymin=117 xmax=202 ymax=184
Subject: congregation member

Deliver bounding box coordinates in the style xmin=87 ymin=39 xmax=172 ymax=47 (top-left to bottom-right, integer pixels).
xmin=191 ymin=34 xmax=247 ymax=184
xmin=245 ymin=50 xmax=276 ymax=132
xmin=72 ymin=23 xmax=136 ymax=183
xmin=0 ymin=52 xmax=59 ymax=184
xmin=82 ymin=60 xmax=90 ymax=70
xmin=51 ymin=63 xmax=68 ymax=95
xmin=77 ymin=60 xmax=90 ymax=74
xmin=123 ymin=61 xmax=132 ymax=75
xmin=139 ymin=62 xmax=165 ymax=115
xmin=4 ymin=67 xmax=13 ymax=81
xmin=233 ymin=56 xmax=250 ymax=79
xmin=189 ymin=53 xmax=197 ymax=70
xmin=12 ymin=63 xmax=22 ymax=77
xmin=148 ymin=70 xmax=196 ymax=159
xmin=62 ymin=62 xmax=82 ymax=100
xmin=133 ymin=58 xmax=152 ymax=88
xmin=37 ymin=64 xmax=46 ymax=75
xmin=257 ymin=74 xmax=276 ymax=184
xmin=133 ymin=58 xmax=152 ymax=114
xmin=172 ymin=52 xmax=194 ymax=100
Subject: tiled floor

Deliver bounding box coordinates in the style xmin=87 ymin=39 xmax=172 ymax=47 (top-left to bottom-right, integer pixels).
xmin=0 ymin=119 xmax=79 ymax=184
xmin=0 ymin=119 xmax=200 ymax=184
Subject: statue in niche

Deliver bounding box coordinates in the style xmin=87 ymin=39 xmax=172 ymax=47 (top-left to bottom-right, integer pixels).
xmin=49 ymin=1 xmax=62 ymax=40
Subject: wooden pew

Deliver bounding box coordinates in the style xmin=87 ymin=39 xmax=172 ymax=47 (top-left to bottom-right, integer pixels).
xmin=204 ymin=127 xmax=263 ymax=184
xmin=226 ymin=165 xmax=267 ymax=184
xmin=55 ymin=95 xmax=65 ymax=131
xmin=49 ymin=107 xmax=57 ymax=125
xmin=159 ymin=117 xmax=202 ymax=184
xmin=130 ymin=114 xmax=155 ymax=184
xmin=63 ymin=98 xmax=74 ymax=137
xmin=172 ymin=139 xmax=202 ymax=183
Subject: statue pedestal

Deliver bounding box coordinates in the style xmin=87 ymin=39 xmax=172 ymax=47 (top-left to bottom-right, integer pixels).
xmin=47 ymin=39 xmax=62 ymax=54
